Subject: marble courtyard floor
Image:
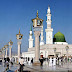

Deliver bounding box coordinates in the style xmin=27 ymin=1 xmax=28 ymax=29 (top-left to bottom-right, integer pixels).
xmin=0 ymin=64 xmax=18 ymax=72
xmin=0 ymin=62 xmax=72 ymax=72
xmin=23 ymin=62 xmax=72 ymax=72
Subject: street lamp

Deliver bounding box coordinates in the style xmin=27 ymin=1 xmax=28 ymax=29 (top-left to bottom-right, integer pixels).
xmin=8 ymin=40 xmax=13 ymax=60
xmin=0 ymin=48 xmax=3 ymax=58
xmin=0 ymin=48 xmax=2 ymax=52
xmin=2 ymin=47 xmax=5 ymax=62
xmin=1 ymin=47 xmax=5 ymax=67
xmin=16 ymin=29 xmax=23 ymax=60
xmin=2 ymin=47 xmax=5 ymax=58
xmin=54 ymin=48 xmax=56 ymax=57
xmin=32 ymin=10 xmax=43 ymax=65
xmin=65 ymin=46 xmax=69 ymax=62
xmin=4 ymin=44 xmax=9 ymax=58
xmin=0 ymin=49 xmax=2 ymax=54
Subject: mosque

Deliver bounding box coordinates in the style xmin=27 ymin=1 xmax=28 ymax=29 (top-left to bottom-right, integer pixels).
xmin=22 ymin=6 xmax=72 ymax=59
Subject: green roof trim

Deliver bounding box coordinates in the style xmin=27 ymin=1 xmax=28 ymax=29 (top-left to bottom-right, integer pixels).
xmin=53 ymin=31 xmax=66 ymax=42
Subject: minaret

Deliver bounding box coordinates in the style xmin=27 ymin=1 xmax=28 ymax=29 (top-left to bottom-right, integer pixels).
xmin=41 ymin=26 xmax=44 ymax=41
xmin=40 ymin=26 xmax=44 ymax=45
xmin=28 ymin=25 xmax=33 ymax=48
xmin=45 ymin=6 xmax=53 ymax=44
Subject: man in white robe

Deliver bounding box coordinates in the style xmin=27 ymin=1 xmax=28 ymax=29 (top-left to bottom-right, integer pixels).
xmin=49 ymin=58 xmax=52 ymax=66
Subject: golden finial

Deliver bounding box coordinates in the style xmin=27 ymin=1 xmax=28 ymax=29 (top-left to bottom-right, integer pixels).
xmin=19 ymin=28 xmax=20 ymax=34
xmin=36 ymin=10 xmax=38 ymax=17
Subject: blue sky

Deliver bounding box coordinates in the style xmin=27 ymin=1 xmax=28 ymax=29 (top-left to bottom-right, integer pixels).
xmin=0 ymin=0 xmax=72 ymax=53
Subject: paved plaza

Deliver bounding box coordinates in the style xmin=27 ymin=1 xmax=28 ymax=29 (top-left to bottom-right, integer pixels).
xmin=0 ymin=61 xmax=72 ymax=72
xmin=23 ymin=62 xmax=72 ymax=72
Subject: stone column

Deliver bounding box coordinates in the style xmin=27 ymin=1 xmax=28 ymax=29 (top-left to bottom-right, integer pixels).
xmin=6 ymin=48 xmax=8 ymax=58
xmin=2 ymin=50 xmax=5 ymax=66
xmin=3 ymin=51 xmax=5 ymax=58
xmin=34 ymin=31 xmax=40 ymax=62
xmin=8 ymin=40 xmax=13 ymax=60
xmin=17 ymin=42 xmax=21 ymax=59
xmin=67 ymin=50 xmax=68 ymax=60
xmin=9 ymin=47 xmax=12 ymax=60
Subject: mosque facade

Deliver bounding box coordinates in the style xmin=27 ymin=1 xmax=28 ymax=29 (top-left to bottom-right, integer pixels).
xmin=22 ymin=6 xmax=72 ymax=59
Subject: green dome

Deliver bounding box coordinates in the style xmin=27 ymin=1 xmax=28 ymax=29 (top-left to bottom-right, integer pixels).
xmin=53 ymin=31 xmax=66 ymax=42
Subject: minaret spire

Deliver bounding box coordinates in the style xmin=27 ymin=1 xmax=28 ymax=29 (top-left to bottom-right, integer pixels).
xmin=19 ymin=28 xmax=20 ymax=34
xmin=36 ymin=10 xmax=39 ymax=17
xmin=47 ymin=5 xmax=51 ymax=14
xmin=47 ymin=6 xmax=51 ymax=29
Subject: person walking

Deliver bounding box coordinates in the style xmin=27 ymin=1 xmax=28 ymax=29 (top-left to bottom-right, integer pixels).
xmin=4 ymin=64 xmax=9 ymax=72
xmin=19 ymin=57 xmax=24 ymax=72
xmin=49 ymin=57 xmax=52 ymax=66
xmin=31 ymin=58 xmax=33 ymax=64
xmin=19 ymin=57 xmax=21 ymax=64
xmin=53 ymin=57 xmax=56 ymax=66
xmin=39 ymin=56 xmax=44 ymax=66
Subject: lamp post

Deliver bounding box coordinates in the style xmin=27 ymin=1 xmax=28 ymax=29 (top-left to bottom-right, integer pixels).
xmin=4 ymin=44 xmax=9 ymax=58
xmin=54 ymin=48 xmax=56 ymax=57
xmin=0 ymin=49 xmax=2 ymax=55
xmin=65 ymin=46 xmax=69 ymax=62
xmin=1 ymin=47 xmax=5 ymax=66
xmin=65 ymin=46 xmax=69 ymax=69
xmin=32 ymin=10 xmax=43 ymax=65
xmin=2 ymin=47 xmax=5 ymax=58
xmin=2 ymin=47 xmax=5 ymax=64
xmin=16 ymin=29 xmax=23 ymax=60
xmin=1 ymin=48 xmax=3 ymax=58
xmin=8 ymin=40 xmax=13 ymax=60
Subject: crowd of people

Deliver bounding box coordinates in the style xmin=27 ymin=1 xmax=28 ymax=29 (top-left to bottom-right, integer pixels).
xmin=19 ymin=56 xmax=72 ymax=67
xmin=2 ymin=56 xmax=72 ymax=72
xmin=2 ymin=57 xmax=15 ymax=72
xmin=39 ymin=56 xmax=72 ymax=67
